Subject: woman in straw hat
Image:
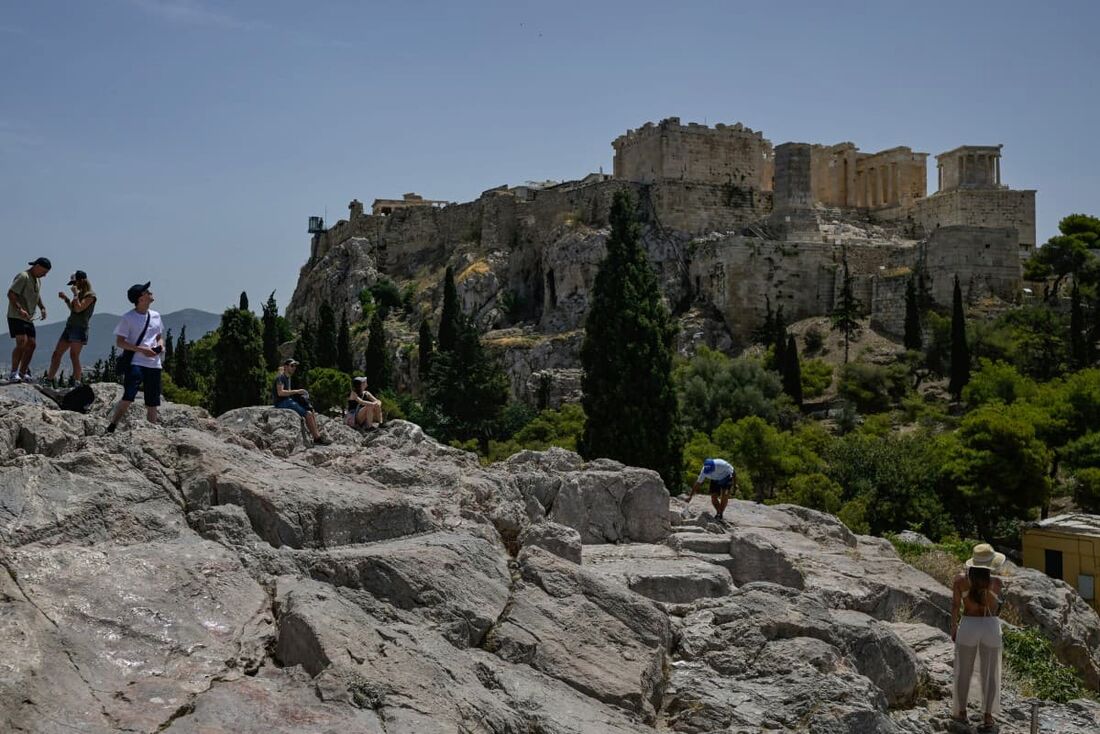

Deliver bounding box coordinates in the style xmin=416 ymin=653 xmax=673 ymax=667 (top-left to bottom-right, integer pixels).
xmin=950 ymin=543 xmax=1006 ymax=730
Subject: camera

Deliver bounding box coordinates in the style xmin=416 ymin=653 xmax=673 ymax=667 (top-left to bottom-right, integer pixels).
xmin=153 ymin=345 xmax=163 ymax=354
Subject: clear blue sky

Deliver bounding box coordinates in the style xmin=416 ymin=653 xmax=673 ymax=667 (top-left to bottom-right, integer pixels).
xmin=3 ymin=0 xmax=1098 ymax=319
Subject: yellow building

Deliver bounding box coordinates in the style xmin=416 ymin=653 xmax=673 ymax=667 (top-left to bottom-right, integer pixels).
xmin=1021 ymin=514 xmax=1100 ymax=613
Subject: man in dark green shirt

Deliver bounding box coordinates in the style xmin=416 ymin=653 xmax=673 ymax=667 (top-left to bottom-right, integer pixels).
xmin=7 ymin=257 xmax=51 ymax=382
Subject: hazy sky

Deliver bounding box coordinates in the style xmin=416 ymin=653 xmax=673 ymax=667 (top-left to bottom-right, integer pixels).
xmin=3 ymin=0 xmax=1098 ymax=320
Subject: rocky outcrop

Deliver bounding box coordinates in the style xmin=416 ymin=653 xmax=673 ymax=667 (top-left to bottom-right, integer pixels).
xmin=3 ymin=384 xmax=1099 ymax=734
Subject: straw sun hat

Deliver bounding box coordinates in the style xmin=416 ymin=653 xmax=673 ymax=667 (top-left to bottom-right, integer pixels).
xmin=965 ymin=543 xmax=1006 ymax=571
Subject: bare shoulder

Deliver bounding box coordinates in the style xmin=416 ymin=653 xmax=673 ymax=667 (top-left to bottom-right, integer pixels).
xmin=952 ymin=573 xmax=969 ymax=590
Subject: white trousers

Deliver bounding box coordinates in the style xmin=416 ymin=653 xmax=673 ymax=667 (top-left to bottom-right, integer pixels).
xmin=953 ymin=616 xmax=1002 ymax=716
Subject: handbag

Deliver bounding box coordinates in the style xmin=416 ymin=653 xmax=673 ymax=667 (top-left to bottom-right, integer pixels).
xmin=115 ymin=313 xmax=151 ymax=378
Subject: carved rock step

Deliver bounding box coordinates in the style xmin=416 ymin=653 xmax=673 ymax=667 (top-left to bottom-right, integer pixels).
xmin=667 ymin=531 xmax=732 ymax=555
xmin=583 ymin=544 xmax=732 ymax=604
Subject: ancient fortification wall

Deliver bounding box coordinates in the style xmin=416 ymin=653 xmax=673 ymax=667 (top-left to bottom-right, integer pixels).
xmin=913 ymin=189 xmax=1036 ymax=255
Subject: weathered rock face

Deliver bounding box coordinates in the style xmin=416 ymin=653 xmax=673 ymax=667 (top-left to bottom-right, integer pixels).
xmin=3 ymin=385 xmax=1099 ymax=734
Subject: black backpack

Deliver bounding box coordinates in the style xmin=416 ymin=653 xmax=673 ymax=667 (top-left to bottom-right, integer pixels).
xmin=60 ymin=384 xmax=96 ymax=413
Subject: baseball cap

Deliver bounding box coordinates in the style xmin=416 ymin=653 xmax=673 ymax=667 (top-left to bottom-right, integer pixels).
xmin=703 ymin=458 xmax=716 ymax=472
xmin=127 ymin=282 xmax=151 ymax=304
xmin=282 ymin=358 xmax=299 ymax=366
xmin=67 ymin=270 xmax=87 ymax=286
xmin=29 ymin=257 xmax=52 ymax=270
xmin=353 ymin=376 xmax=367 ymax=384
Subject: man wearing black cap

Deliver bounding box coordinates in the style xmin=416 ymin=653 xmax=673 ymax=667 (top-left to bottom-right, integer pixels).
xmin=106 ymin=282 xmax=164 ymax=433
xmin=6 ymin=257 xmax=51 ymax=382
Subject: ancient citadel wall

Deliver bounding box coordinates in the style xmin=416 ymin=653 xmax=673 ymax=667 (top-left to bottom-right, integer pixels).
xmin=913 ymin=189 xmax=1036 ymax=255
xmin=612 ymin=118 xmax=773 ymax=191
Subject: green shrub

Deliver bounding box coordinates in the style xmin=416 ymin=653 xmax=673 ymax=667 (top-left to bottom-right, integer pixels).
xmin=803 ymin=325 xmax=825 ymax=355
xmin=1003 ymin=626 xmax=1091 ymax=702
xmin=839 ymin=361 xmax=910 ymax=413
xmin=963 ymin=358 xmax=1038 ymax=407
xmin=800 ymin=358 xmax=833 ymax=398
xmin=774 ymin=473 xmax=843 ymax=514
xmin=838 ymin=494 xmax=870 ymax=534
xmin=484 ymin=403 xmax=586 ymax=463
xmin=1073 ymin=467 xmax=1100 ymax=513
xmin=162 ymin=372 xmax=205 ymax=408
xmin=370 ymin=279 xmax=404 ymax=320
xmin=306 ymin=367 xmax=350 ymax=416
xmin=378 ymin=390 xmax=406 ymax=421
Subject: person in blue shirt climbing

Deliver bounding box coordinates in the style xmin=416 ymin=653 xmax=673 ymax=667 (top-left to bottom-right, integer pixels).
xmin=684 ymin=458 xmax=738 ymax=522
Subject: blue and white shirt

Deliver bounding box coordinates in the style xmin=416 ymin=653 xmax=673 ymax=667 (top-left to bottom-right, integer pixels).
xmin=697 ymin=458 xmax=735 ymax=484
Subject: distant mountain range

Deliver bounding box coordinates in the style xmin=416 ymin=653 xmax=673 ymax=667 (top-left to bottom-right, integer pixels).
xmin=1 ymin=308 xmax=221 ymax=373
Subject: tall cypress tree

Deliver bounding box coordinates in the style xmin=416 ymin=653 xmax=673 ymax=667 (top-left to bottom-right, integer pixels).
xmin=295 ymin=320 xmax=316 ymax=379
xmin=426 ymin=314 xmax=508 ymax=449
xmin=316 ymin=301 xmax=338 ymax=368
xmin=213 ymin=307 xmax=266 ymax=414
xmin=239 ymin=291 xmax=250 ymax=312
xmin=773 ymin=305 xmax=787 ymax=372
xmin=1070 ymin=281 xmax=1086 ymax=369
xmin=782 ymin=333 xmax=803 ymax=407
xmin=418 ymin=318 xmax=434 ymax=383
xmin=948 ymin=275 xmax=971 ymax=400
xmin=364 ymin=309 xmax=391 ymax=390
xmin=262 ymin=291 xmax=280 ymax=371
xmin=438 ymin=266 xmax=461 ymax=353
xmin=903 ymin=277 xmax=922 ymax=351
xmin=163 ymin=328 xmax=175 ymax=375
xmin=174 ymin=326 xmax=193 ymax=389
xmin=831 ymin=252 xmax=861 ymax=364
xmin=337 ymin=313 xmax=353 ymax=374
xmin=579 ymin=190 xmax=682 ymax=489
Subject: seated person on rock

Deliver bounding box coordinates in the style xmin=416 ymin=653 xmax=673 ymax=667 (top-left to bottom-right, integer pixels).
xmin=345 ymin=375 xmax=383 ymax=430
xmin=683 ymin=458 xmax=738 ymax=522
xmin=272 ymin=358 xmax=330 ymax=445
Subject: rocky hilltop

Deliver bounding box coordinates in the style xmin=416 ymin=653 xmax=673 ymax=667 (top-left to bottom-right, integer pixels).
xmin=2 ymin=384 xmax=1098 ymax=733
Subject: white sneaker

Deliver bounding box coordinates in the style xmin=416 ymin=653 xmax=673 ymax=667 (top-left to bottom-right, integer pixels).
xmin=20 ymin=373 xmax=36 ymax=384
xmin=7 ymin=371 xmax=20 ymax=383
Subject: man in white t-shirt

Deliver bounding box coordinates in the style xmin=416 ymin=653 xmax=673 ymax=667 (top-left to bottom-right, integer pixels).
xmin=106 ymin=282 xmax=164 ymax=433
xmin=683 ymin=457 xmax=738 ymax=523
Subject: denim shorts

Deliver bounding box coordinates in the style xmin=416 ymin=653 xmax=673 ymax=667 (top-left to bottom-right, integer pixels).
xmin=275 ymin=397 xmax=308 ymax=417
xmin=709 ymin=476 xmax=733 ymax=495
xmin=122 ymin=364 xmax=162 ymax=406
xmin=60 ymin=325 xmax=89 ymax=344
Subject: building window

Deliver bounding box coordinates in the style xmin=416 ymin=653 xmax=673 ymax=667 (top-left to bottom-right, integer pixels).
xmin=1080 ymin=574 xmax=1095 ymax=601
xmin=1045 ymin=549 xmax=1064 ymax=581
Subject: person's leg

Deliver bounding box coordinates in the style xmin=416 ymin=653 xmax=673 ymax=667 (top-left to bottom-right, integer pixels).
xmin=10 ymin=334 xmax=26 ymax=377
xmin=372 ymin=402 xmax=383 ymax=425
xmin=69 ymin=343 xmax=84 ymax=383
xmin=18 ymin=336 xmax=36 ymax=376
xmin=304 ymin=410 xmax=321 ymax=439
xmin=48 ymin=339 xmax=69 ymax=380
xmin=109 ymin=365 xmax=143 ymax=431
xmin=143 ymin=367 xmax=161 ymax=424
xmin=710 ymin=491 xmax=721 ymax=516
xmin=356 ymin=404 xmax=372 ymax=426
xmin=953 ymin=619 xmax=979 ymax=721
xmin=977 ymin=621 xmax=1002 ymax=724
xmin=716 ymin=490 xmax=730 ymax=519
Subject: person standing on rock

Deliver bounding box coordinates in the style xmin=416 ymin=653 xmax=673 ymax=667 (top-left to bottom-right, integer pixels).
xmin=951 ymin=543 xmax=1005 ymax=731
xmin=273 ymin=358 xmax=330 ymax=444
xmin=106 ymin=283 xmax=164 ymax=433
xmin=46 ymin=270 xmax=96 ymax=386
xmin=7 ymin=257 xmax=51 ymax=382
xmin=684 ymin=458 xmax=738 ymax=522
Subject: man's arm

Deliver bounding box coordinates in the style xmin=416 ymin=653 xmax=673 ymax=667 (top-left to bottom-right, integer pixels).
xmin=8 ymin=290 xmax=31 ymax=320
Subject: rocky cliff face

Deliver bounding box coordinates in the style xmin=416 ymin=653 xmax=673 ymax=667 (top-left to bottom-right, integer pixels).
xmin=2 ymin=384 xmax=1098 ymax=733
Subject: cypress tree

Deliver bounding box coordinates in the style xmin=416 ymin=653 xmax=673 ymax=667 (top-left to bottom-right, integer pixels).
xmin=438 ymin=266 xmax=461 ymax=352
xmin=1070 ymin=281 xmax=1086 ymax=369
xmin=831 ymin=252 xmax=862 ymax=364
xmin=213 ymin=307 xmax=266 ymax=414
xmin=364 ymin=309 xmax=391 ymax=391
xmin=174 ymin=326 xmax=193 ymax=389
xmin=782 ymin=333 xmax=803 ymax=407
xmin=316 ymin=301 xmax=338 ymax=368
xmin=239 ymin=291 xmax=249 ymax=312
xmin=773 ymin=305 xmax=787 ymax=372
xmin=337 ymin=312 xmax=353 ymax=374
xmin=262 ymin=291 xmax=280 ymax=371
xmin=948 ymin=275 xmax=971 ymax=400
xmin=164 ymin=328 xmax=175 ymax=374
xmin=579 ymin=190 xmax=682 ymax=489
xmin=295 ymin=320 xmax=316 ymax=379
xmin=426 ymin=314 xmax=508 ymax=450
xmin=418 ymin=318 xmax=434 ymax=382
xmin=903 ymin=277 xmax=922 ymax=351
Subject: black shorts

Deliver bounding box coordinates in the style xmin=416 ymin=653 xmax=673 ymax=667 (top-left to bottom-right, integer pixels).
xmin=122 ymin=364 xmax=163 ymax=406
xmin=709 ymin=476 xmax=733 ymax=495
xmin=7 ymin=317 xmax=35 ymax=339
